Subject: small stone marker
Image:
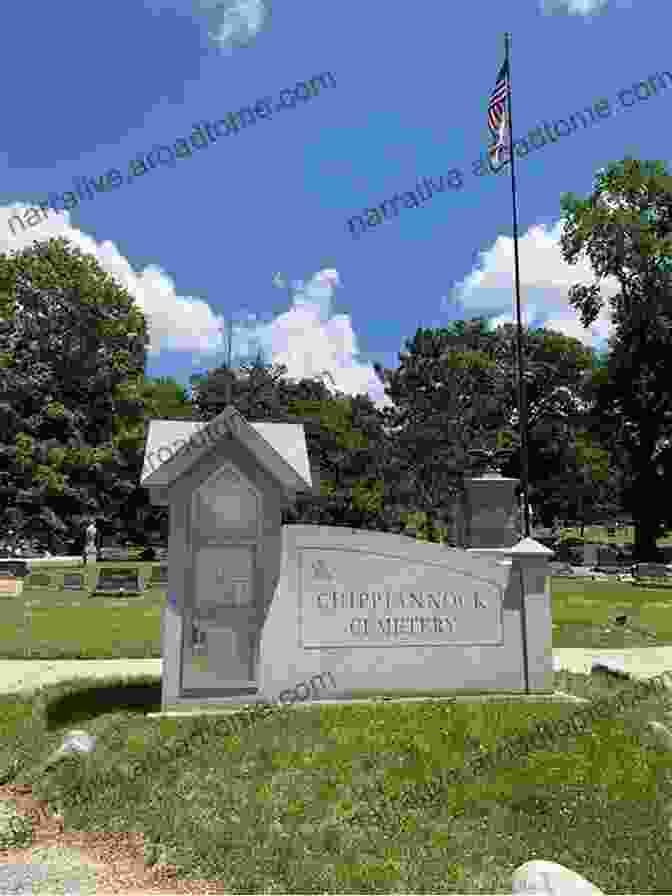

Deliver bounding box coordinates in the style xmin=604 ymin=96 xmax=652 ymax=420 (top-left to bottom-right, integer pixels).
xmin=44 ymin=730 xmax=98 ymax=768
xmin=591 ymin=656 xmax=630 ymax=679
xmin=95 ymin=567 xmax=144 ymax=595
xmin=62 ymin=573 xmax=85 ymax=591
xmin=149 ymin=564 xmax=168 ymax=587
xmin=512 ymin=859 xmax=604 ymax=894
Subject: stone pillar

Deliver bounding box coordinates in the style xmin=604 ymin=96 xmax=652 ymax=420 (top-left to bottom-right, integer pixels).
xmin=462 ymin=472 xmax=519 ymax=549
xmin=459 ymin=468 xmax=555 ymax=693
xmin=506 ymin=538 xmax=555 ymax=691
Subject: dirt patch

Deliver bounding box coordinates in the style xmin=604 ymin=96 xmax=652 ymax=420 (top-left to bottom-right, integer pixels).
xmin=0 ymin=784 xmax=231 ymax=894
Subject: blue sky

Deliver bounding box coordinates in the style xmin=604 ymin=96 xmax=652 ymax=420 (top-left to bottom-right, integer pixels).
xmin=1 ymin=0 xmax=666 ymax=410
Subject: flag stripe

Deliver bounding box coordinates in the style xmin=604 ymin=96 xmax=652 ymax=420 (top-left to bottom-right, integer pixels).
xmin=487 ymin=58 xmax=510 ymax=172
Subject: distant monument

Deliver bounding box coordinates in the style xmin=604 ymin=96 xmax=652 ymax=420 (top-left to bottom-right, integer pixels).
xmin=84 ymin=521 xmax=98 ymax=565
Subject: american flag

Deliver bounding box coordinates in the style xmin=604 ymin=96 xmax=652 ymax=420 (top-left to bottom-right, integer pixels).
xmin=488 ymin=59 xmax=510 ymax=172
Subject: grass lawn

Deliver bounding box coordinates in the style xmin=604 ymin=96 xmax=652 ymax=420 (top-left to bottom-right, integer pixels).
xmin=2 ymin=562 xmax=164 ymax=659
xmin=551 ymin=576 xmax=672 ymax=647
xmin=560 ymin=524 xmax=672 ymax=545
xmin=1 ymin=668 xmax=672 ymax=892
xmin=3 ymin=561 xmax=672 ymax=657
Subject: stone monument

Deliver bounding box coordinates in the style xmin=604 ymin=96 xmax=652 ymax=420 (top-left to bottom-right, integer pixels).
xmin=84 ymin=521 xmax=98 ymax=565
xmin=142 ymin=408 xmax=555 ymax=713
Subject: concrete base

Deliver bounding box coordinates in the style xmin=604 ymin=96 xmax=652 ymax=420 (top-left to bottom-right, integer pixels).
xmin=146 ymin=690 xmax=586 ymax=718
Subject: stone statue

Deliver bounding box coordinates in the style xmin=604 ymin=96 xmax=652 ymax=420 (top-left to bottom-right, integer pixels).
xmin=84 ymin=522 xmax=97 ymax=563
xmin=467 ymin=447 xmax=515 ymax=475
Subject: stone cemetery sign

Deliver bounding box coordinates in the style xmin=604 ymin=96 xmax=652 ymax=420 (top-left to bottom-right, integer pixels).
xmin=259 ymin=526 xmax=552 ymax=696
xmin=298 ymin=549 xmax=502 ymax=647
xmin=142 ymin=407 xmax=554 ymax=711
xmin=145 ymin=408 xmax=554 ymax=709
xmin=95 ymin=568 xmax=144 ymax=595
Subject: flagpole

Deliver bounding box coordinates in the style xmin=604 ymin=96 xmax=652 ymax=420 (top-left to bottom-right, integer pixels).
xmin=501 ymin=32 xmax=532 ymax=696
xmin=504 ymin=32 xmax=531 ymax=541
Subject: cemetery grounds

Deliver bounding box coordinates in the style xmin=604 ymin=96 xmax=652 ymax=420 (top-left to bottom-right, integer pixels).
xmin=1 ymin=529 xmax=672 ymax=891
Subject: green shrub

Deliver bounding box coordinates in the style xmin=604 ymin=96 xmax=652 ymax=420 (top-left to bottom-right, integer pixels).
xmin=0 ymin=800 xmax=34 ymax=848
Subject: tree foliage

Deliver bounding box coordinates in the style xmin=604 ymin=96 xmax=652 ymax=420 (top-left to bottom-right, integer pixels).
xmin=0 ymin=237 xmax=151 ymax=553
xmin=559 ymin=157 xmax=672 ymax=558
xmin=373 ymin=317 xmax=605 ymax=538
xmin=191 ymin=357 xmax=395 ymax=530
xmin=141 ymin=376 xmax=196 ymax=421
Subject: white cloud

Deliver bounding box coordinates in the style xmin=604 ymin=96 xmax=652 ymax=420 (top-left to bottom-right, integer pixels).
xmin=146 ymin=0 xmax=270 ymax=50
xmin=262 ymin=268 xmax=392 ymax=407
xmin=0 ymin=204 xmax=225 ymax=356
xmin=0 ymin=209 xmax=390 ymax=407
xmin=450 ymin=220 xmax=619 ymax=349
xmin=198 ymin=0 xmax=270 ymax=50
xmin=539 ymin=0 xmax=632 ymax=14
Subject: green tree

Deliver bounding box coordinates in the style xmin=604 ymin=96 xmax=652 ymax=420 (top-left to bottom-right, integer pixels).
xmin=117 ymin=376 xmax=198 ymax=547
xmin=374 ymin=318 xmax=602 ymax=541
xmin=559 ymin=157 xmax=672 ymax=559
xmin=0 ymin=236 xmax=150 ymax=552
xmin=141 ymin=376 xmax=195 ymax=420
xmin=191 ymin=357 xmax=394 ymax=530
xmin=284 ymin=391 xmax=394 ymax=531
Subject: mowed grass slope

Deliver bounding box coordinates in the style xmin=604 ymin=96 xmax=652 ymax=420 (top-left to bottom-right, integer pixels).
xmin=0 ymin=668 xmax=671 ymax=892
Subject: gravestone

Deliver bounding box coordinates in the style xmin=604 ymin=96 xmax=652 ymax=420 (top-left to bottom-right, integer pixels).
xmin=0 ymin=560 xmax=29 ymax=579
xmin=62 ymin=573 xmax=85 ymax=591
xmin=142 ymin=407 xmax=554 ymax=711
xmin=634 ymin=562 xmax=671 ymax=579
xmin=583 ymin=543 xmax=599 ymax=567
xmin=149 ymin=564 xmax=168 ymax=587
xmin=99 ymin=546 xmax=130 ymax=562
xmin=94 ymin=568 xmax=144 ymax=595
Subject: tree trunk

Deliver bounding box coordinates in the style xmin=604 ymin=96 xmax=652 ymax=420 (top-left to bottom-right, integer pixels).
xmin=633 ymin=514 xmax=662 ymax=562
xmin=630 ymin=443 xmax=664 ymax=561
